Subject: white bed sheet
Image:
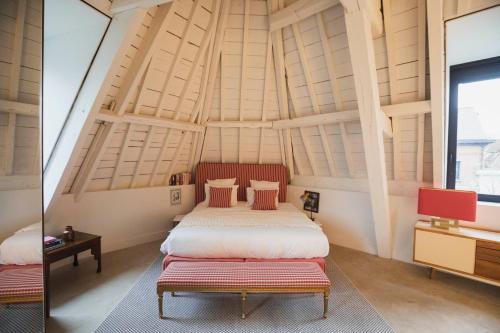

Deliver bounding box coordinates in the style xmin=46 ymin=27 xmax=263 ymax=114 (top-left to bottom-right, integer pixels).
xmin=160 ymin=202 xmax=329 ymax=259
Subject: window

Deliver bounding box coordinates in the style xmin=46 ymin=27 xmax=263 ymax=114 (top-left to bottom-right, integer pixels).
xmin=43 ymin=0 xmax=110 ymax=167
xmin=447 ymin=56 xmax=500 ymax=202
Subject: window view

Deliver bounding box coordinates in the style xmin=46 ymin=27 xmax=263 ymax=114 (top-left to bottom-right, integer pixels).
xmin=43 ymin=0 xmax=109 ymax=167
xmin=455 ymin=78 xmax=500 ymax=196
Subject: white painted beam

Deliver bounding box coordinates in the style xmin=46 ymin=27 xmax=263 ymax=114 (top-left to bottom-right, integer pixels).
xmin=382 ymin=100 xmax=431 ymax=117
xmin=110 ymin=123 xmax=134 ymax=189
xmin=344 ymin=7 xmax=392 ymax=258
xmin=111 ymin=0 xmax=174 ymax=14
xmin=427 ymin=0 xmax=445 ymax=188
xmin=269 ymin=0 xmax=340 ymax=32
xmin=340 ymin=0 xmax=384 ymax=36
xmin=0 ymin=99 xmax=38 ymax=117
xmin=96 ymin=110 xmax=204 ymax=132
xmin=273 ymin=110 xmax=359 ymax=129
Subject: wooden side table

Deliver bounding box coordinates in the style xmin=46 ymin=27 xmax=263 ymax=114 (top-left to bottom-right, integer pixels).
xmin=43 ymin=231 xmax=101 ymax=317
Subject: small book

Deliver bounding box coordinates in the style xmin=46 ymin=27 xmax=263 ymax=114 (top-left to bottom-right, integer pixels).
xmin=44 ymin=241 xmax=65 ymax=251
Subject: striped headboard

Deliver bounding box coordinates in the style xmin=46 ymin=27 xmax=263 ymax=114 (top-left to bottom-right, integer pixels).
xmin=195 ymin=163 xmax=288 ymax=204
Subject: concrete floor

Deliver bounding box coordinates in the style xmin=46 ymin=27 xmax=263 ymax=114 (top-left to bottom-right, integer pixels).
xmin=45 ymin=242 xmax=500 ymax=333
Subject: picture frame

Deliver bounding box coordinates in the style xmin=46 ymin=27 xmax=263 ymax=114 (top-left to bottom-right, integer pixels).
xmin=303 ymin=191 xmax=320 ymax=213
xmin=170 ymin=188 xmax=182 ymax=206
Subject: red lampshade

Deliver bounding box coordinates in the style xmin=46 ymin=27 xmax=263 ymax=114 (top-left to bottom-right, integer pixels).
xmin=417 ymin=188 xmax=477 ymax=222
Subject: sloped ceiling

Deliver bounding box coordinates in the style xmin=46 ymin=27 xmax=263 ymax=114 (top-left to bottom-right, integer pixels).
xmin=59 ymin=0 xmax=435 ymax=198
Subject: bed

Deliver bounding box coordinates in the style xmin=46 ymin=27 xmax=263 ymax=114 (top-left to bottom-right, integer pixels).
xmin=160 ymin=163 xmax=330 ymax=270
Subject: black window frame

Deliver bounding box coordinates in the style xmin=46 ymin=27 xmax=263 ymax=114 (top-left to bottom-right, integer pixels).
xmin=447 ymin=56 xmax=500 ymax=203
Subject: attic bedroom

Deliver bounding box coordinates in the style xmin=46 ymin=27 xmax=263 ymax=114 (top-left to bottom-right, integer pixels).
xmin=0 ymin=0 xmax=499 ymax=332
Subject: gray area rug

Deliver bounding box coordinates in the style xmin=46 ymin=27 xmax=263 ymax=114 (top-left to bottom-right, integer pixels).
xmin=96 ymin=256 xmax=394 ymax=333
xmin=0 ymin=303 xmax=43 ymax=333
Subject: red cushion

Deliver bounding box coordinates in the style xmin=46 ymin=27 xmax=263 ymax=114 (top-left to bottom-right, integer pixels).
xmin=418 ymin=187 xmax=477 ymax=222
xmin=157 ymin=262 xmax=331 ymax=289
xmin=209 ymin=187 xmax=232 ymax=208
xmin=252 ymin=189 xmax=278 ymax=210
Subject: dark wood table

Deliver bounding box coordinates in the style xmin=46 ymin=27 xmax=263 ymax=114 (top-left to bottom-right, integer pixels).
xmin=44 ymin=231 xmax=101 ymax=317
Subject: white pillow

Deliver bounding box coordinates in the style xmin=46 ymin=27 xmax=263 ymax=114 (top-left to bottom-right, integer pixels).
xmin=207 ymin=178 xmax=236 ymax=186
xmin=203 ymin=184 xmax=238 ymax=207
xmin=250 ymin=180 xmax=280 ymax=190
xmin=246 ymin=187 xmax=279 ymax=207
xmin=0 ymin=229 xmax=42 ymax=265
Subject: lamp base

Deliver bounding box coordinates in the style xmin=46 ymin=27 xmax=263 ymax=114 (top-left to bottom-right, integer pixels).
xmin=431 ymin=218 xmax=459 ymax=230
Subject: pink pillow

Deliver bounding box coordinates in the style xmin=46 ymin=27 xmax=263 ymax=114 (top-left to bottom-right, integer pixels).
xmin=209 ymin=187 xmax=232 ymax=208
xmin=252 ymin=189 xmax=278 ymax=210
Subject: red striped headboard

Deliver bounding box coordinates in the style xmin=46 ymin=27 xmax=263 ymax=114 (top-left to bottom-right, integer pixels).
xmin=195 ymin=163 xmax=288 ymax=204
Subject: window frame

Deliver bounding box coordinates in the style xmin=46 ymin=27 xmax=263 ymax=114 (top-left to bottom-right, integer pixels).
xmin=447 ymin=56 xmax=500 ymax=203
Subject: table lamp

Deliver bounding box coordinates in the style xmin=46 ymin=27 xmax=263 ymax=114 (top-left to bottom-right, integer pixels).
xmin=417 ymin=188 xmax=477 ymax=229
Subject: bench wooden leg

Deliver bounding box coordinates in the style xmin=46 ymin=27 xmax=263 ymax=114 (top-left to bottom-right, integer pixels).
xmin=323 ymin=291 xmax=329 ymax=319
xmin=241 ymin=291 xmax=247 ymax=319
xmin=158 ymin=293 xmax=165 ymax=319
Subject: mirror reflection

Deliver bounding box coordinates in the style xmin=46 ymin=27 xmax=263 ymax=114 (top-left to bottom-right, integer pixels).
xmin=0 ymin=0 xmax=43 ymax=332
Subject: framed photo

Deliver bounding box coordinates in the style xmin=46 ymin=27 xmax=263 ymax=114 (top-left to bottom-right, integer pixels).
xmin=170 ymin=188 xmax=182 ymax=206
xmin=303 ymin=191 xmax=320 ymax=213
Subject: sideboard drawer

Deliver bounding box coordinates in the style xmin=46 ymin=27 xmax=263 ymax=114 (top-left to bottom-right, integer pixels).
xmin=414 ymin=230 xmax=476 ymax=274
xmin=475 ymin=259 xmax=500 ymax=281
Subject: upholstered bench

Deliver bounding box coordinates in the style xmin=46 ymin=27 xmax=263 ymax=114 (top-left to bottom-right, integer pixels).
xmin=0 ymin=264 xmax=43 ymax=304
xmin=156 ymin=261 xmax=331 ymax=319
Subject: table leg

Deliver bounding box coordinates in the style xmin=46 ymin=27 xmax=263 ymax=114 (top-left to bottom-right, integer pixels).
xmin=91 ymin=239 xmax=102 ymax=273
xmin=44 ymin=262 xmax=50 ymax=318
xmin=73 ymin=254 xmax=79 ymax=267
xmin=429 ymin=267 xmax=435 ymax=279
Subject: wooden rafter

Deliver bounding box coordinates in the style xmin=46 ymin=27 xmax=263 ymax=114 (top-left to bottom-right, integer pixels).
xmin=71 ymin=122 xmax=117 ymax=201
xmin=115 ymin=3 xmax=175 ymax=115
xmin=238 ymin=0 xmax=250 ymax=164
xmin=291 ymin=23 xmax=335 ymax=176
xmin=427 ymin=0 xmax=445 ymax=187
xmin=268 ymin=0 xmax=294 ymax=178
xmin=130 ymin=125 xmax=156 ymax=188
xmin=110 ymin=123 xmax=134 ymax=189
xmin=96 ymin=110 xmax=204 ymax=131
xmin=258 ymin=33 xmax=273 ymax=164
xmin=339 ymin=123 xmax=355 ymax=177
xmin=344 ymin=4 xmax=392 ymax=258
xmin=382 ymin=0 xmax=402 ymax=181
xmin=0 ymin=99 xmax=38 ymax=116
xmin=416 ymin=0 xmax=427 ymax=182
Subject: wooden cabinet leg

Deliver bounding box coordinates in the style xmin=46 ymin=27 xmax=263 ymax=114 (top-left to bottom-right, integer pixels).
xmin=73 ymin=254 xmax=79 ymax=266
xmin=44 ymin=263 xmax=50 ymax=318
xmin=241 ymin=291 xmax=247 ymax=319
xmin=158 ymin=294 xmax=164 ymax=319
xmin=429 ymin=267 xmax=435 ymax=279
xmin=323 ymin=291 xmax=329 ymax=319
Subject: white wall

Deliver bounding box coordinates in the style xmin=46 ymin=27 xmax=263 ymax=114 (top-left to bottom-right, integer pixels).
xmin=0 ymin=189 xmax=42 ymax=242
xmin=288 ymin=185 xmax=500 ymax=263
xmin=45 ymin=185 xmax=195 ymax=255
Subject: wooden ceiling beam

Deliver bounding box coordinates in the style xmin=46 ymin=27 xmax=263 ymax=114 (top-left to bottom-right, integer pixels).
xmin=96 ymin=110 xmax=204 ymax=132
xmin=111 ymin=0 xmax=174 ymax=14
xmin=340 ymin=0 xmax=384 ymax=37
xmin=0 ymin=99 xmax=38 ymax=117
xmin=344 ymin=5 xmax=392 ymax=258
xmin=416 ymin=0 xmax=427 ymax=182
xmin=268 ymin=0 xmax=295 ymax=179
xmin=269 ymin=0 xmax=340 ymax=32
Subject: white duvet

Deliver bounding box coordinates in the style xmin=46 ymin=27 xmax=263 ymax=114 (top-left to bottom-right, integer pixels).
xmin=160 ymin=202 xmax=329 ymax=259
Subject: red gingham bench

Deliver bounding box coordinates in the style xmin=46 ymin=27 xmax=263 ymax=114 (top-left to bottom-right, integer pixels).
xmin=156 ymin=261 xmax=331 ymax=319
xmin=0 ymin=264 xmax=43 ymax=304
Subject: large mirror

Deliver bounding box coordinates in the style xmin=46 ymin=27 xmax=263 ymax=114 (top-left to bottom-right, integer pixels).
xmin=0 ymin=0 xmax=43 ymax=332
